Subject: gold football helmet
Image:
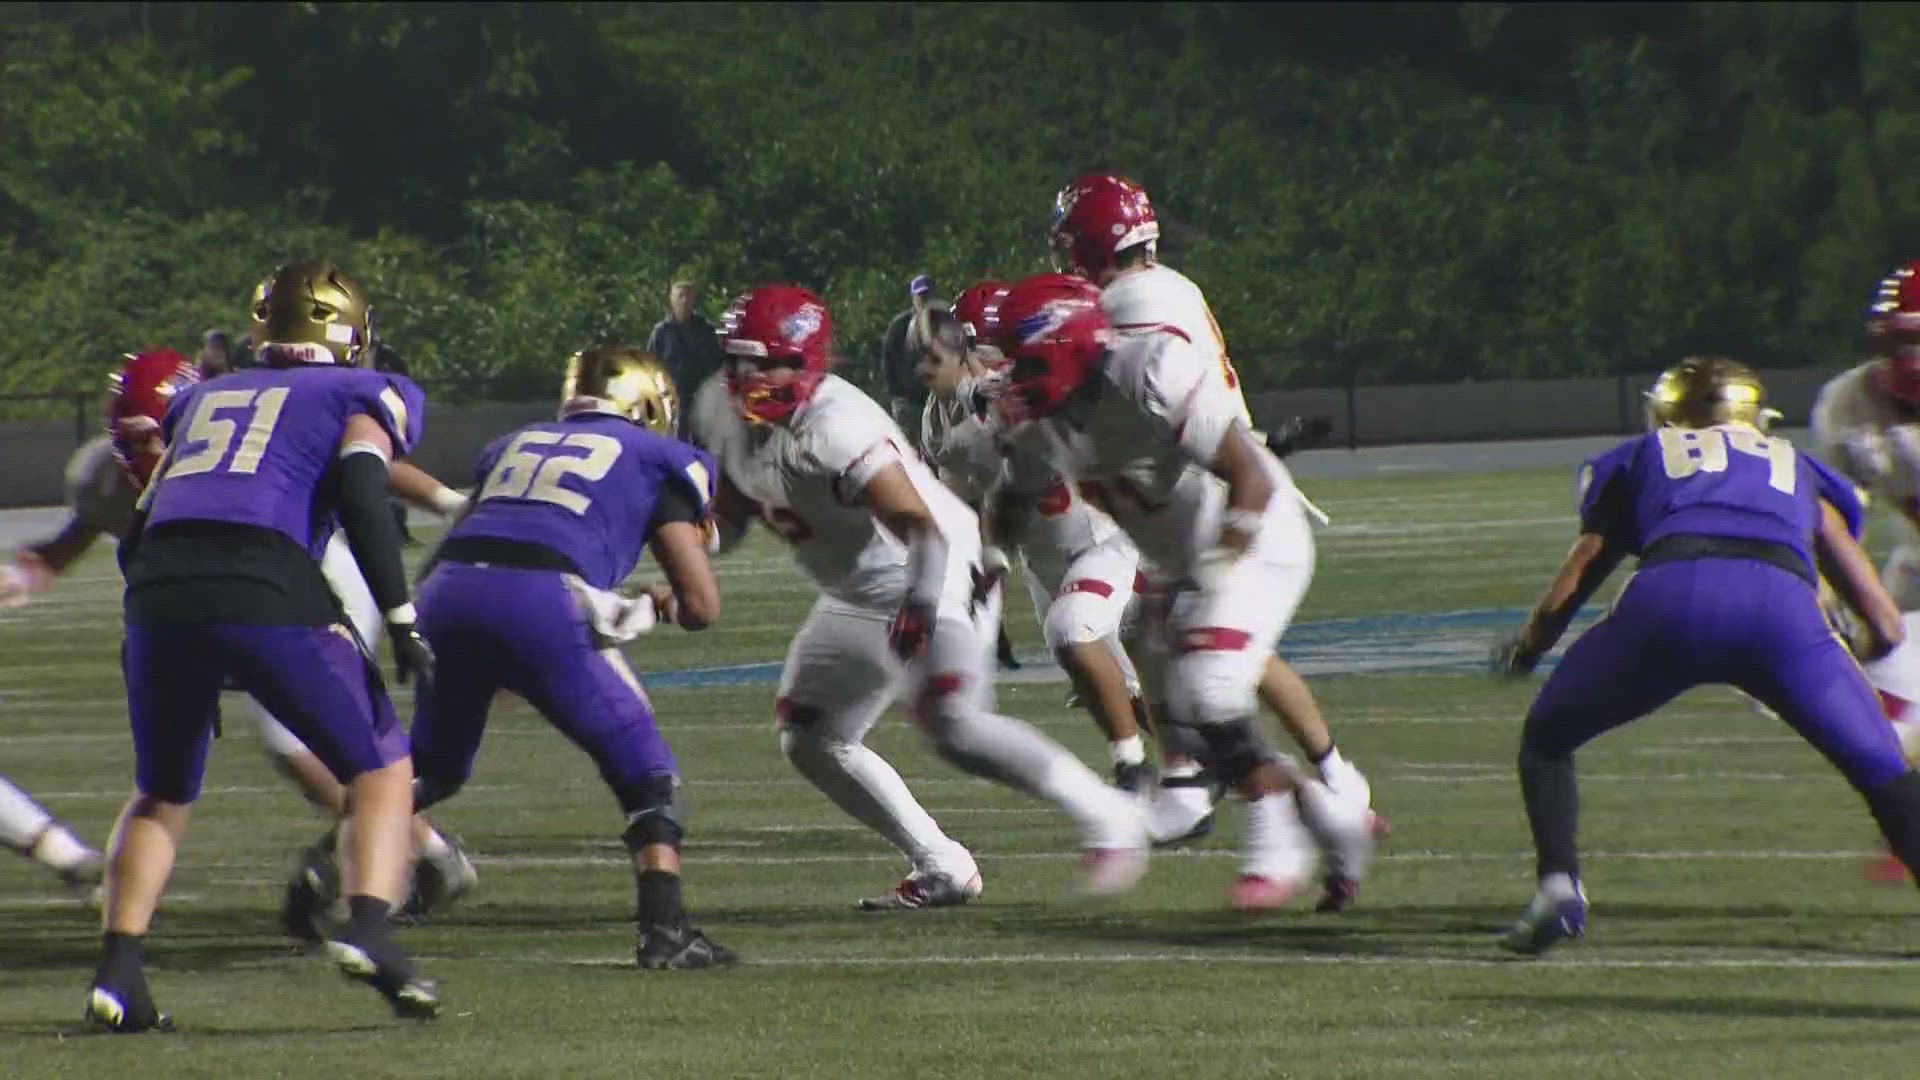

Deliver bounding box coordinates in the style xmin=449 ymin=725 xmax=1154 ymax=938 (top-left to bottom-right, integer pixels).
xmin=250 ymin=260 xmax=373 ymax=365
xmin=1645 ymin=356 xmax=1774 ymax=430
xmin=562 ymin=346 xmax=679 ymax=435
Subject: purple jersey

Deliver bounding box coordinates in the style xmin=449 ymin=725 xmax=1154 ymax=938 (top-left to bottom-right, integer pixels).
xmin=1579 ymin=425 xmax=1865 ymax=567
xmin=448 ymin=412 xmax=716 ymax=590
xmin=143 ymin=366 xmax=425 ymax=557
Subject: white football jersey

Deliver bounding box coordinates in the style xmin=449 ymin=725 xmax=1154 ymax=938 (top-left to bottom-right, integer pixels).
xmin=1027 ymin=328 xmax=1298 ymax=574
xmin=64 ymin=435 xmax=139 ymax=539
xmin=1100 ymin=263 xmax=1251 ymax=424
xmin=698 ymin=374 xmax=981 ymax=610
xmin=1811 ymin=361 xmax=1920 ymax=516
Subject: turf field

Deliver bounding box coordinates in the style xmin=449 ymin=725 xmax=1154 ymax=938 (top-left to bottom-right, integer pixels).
xmin=5 ymin=463 xmax=1920 ymax=1079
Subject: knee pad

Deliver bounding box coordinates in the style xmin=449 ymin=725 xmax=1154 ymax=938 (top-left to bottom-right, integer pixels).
xmin=1184 ymin=716 xmax=1274 ymax=787
xmin=619 ymin=774 xmax=684 ymax=852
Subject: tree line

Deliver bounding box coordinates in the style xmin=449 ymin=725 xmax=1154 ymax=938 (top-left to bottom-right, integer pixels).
xmin=1 ymin=2 xmax=1915 ymax=403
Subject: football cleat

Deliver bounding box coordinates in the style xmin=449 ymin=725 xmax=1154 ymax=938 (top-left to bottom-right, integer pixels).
xmin=1146 ymin=776 xmax=1217 ymax=847
xmin=1079 ymin=846 xmax=1149 ymax=897
xmin=281 ymin=837 xmax=340 ymax=946
xmin=1314 ymin=874 xmax=1360 ymax=913
xmin=325 ymin=926 xmax=440 ymax=1019
xmin=636 ymin=921 xmax=738 ymax=970
xmin=1229 ymin=873 xmax=1302 ymax=914
xmin=1501 ymin=880 xmax=1588 ymax=956
xmin=1113 ymin=761 xmax=1155 ymax=795
xmin=395 ymin=835 xmax=479 ymax=923
xmin=1861 ymin=847 xmax=1911 ymax=884
xmin=82 ymin=981 xmax=174 ymax=1035
xmin=858 ymin=870 xmax=984 ymax=911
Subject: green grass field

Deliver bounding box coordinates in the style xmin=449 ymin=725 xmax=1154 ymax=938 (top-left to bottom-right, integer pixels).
xmin=5 ymin=465 xmax=1920 ymax=1079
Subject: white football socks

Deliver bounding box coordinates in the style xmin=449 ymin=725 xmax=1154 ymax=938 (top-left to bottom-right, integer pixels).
xmin=1108 ymin=734 xmax=1146 ymax=768
xmin=780 ymin=727 xmax=970 ymax=877
xmin=934 ymin=708 xmax=1143 ymax=850
xmin=0 ymin=774 xmax=57 ymax=851
xmin=1242 ymin=791 xmax=1315 ymax=882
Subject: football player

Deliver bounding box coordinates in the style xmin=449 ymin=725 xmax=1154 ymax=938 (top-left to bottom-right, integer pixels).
xmin=985 ymin=273 xmax=1376 ymax=912
xmin=406 ymin=346 xmax=733 ymax=969
xmin=1494 ymin=358 xmax=1920 ymax=954
xmin=695 ymin=285 xmax=1149 ymax=909
xmin=1050 ymin=175 xmax=1379 ymax=901
xmin=86 ymin=260 xmax=439 ymax=1031
xmin=916 ymin=281 xmax=1152 ymax=791
xmin=0 ymin=346 xmax=478 ymax=930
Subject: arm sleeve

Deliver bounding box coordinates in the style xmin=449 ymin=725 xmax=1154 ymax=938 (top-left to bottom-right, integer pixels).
xmin=335 ymin=448 xmax=411 ymax=614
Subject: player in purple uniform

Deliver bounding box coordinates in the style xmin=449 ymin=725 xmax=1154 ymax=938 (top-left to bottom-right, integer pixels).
xmin=1493 ymin=357 xmax=1920 ymax=955
xmin=409 ymin=346 xmax=734 ymax=969
xmin=87 ymin=261 xmax=439 ymax=1031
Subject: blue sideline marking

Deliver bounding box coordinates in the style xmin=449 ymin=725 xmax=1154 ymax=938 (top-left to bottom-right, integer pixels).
xmin=641 ymin=606 xmax=1601 ymax=690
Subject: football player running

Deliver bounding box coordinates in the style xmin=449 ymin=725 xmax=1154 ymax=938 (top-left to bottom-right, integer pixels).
xmin=0 ymin=343 xmax=478 ymax=932
xmin=695 ymin=285 xmax=1149 ymax=909
xmin=1050 ymin=175 xmax=1380 ymax=905
xmin=406 ymin=347 xmax=733 ymax=969
xmin=916 ymin=281 xmax=1152 ymax=792
xmin=1813 ymin=263 xmax=1920 ymax=751
xmin=85 ymin=261 xmax=440 ymax=1031
xmin=1494 ymin=358 xmax=1920 ymax=955
xmin=985 ymin=273 xmax=1375 ymax=912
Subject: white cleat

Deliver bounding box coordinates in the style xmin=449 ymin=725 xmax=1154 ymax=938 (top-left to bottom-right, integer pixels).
xmin=1145 ymin=782 xmax=1216 ymax=847
xmin=1079 ymin=846 xmax=1150 ymax=897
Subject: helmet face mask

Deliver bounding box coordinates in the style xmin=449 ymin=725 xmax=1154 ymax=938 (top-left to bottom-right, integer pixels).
xmin=562 ymin=346 xmax=679 ymax=435
xmin=987 ymin=273 xmax=1111 ymax=426
xmin=720 ymin=285 xmax=833 ymax=425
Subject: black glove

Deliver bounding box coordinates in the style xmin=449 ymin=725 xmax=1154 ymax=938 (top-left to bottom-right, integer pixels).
xmin=889 ymin=598 xmax=935 ymax=660
xmin=388 ymin=617 xmax=436 ymax=689
xmin=1489 ymin=631 xmax=1540 ymax=679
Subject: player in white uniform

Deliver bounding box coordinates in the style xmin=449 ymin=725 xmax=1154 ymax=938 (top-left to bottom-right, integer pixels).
xmin=1812 ymin=261 xmax=1920 ymax=880
xmin=695 ymin=285 xmax=1148 ymax=910
xmin=916 ymin=281 xmax=1151 ymax=790
xmin=0 ymin=347 xmax=476 ymax=927
xmin=1050 ymin=175 xmax=1380 ymax=906
xmin=986 ymin=273 xmax=1376 ymax=911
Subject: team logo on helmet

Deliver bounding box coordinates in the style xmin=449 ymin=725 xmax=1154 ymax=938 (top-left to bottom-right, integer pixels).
xmin=781 ymin=303 xmax=825 ymax=347
xmin=1015 ymin=303 xmax=1081 ymax=344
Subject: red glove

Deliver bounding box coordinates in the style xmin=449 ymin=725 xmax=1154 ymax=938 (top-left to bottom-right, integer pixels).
xmin=889 ymin=598 xmax=935 ymax=660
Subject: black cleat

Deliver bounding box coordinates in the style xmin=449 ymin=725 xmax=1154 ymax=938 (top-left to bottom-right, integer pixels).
xmin=637 ymin=922 xmax=738 ymax=970
xmin=394 ymin=836 xmax=479 ymax=924
xmin=281 ymin=838 xmax=340 ymax=946
xmin=325 ymin=925 xmax=441 ymax=1020
xmin=1113 ymin=761 xmax=1155 ymax=795
xmin=995 ymin=629 xmax=1022 ymax=671
xmin=1315 ymin=874 xmax=1360 ymax=913
xmin=82 ymin=980 xmax=174 ymax=1035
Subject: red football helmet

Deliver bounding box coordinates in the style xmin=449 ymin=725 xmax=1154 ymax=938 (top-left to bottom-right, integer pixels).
xmin=950 ymin=280 xmax=1010 ymax=348
xmin=106 ymin=348 xmax=200 ymax=486
xmin=987 ymin=273 xmax=1111 ymax=424
xmin=1871 ymin=262 xmax=1920 ymax=403
xmin=1050 ymin=174 xmax=1158 ymax=280
xmin=721 ymin=285 xmax=833 ymax=424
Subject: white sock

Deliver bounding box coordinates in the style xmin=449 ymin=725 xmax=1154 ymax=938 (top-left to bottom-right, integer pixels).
xmin=1242 ymin=792 xmax=1315 ymax=882
xmin=781 ymin=728 xmax=964 ymax=874
xmin=31 ymin=823 xmax=95 ymax=872
xmin=417 ymin=825 xmax=454 ymax=860
xmin=1539 ymin=871 xmax=1580 ymax=901
xmin=1162 ymin=759 xmax=1204 ymax=781
xmin=1108 ymin=734 xmax=1146 ymax=767
xmin=0 ymin=775 xmax=56 ymax=851
xmin=935 ymin=708 xmax=1142 ymax=849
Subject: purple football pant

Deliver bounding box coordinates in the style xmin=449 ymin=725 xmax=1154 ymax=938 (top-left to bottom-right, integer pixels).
xmin=411 ymin=564 xmax=677 ymax=812
xmin=1524 ymin=558 xmax=1908 ymax=793
xmin=123 ymin=620 xmax=407 ymax=804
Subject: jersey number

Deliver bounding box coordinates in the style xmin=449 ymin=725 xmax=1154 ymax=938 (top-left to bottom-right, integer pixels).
xmin=1657 ymin=427 xmax=1795 ymax=494
xmin=164 ymin=388 xmax=292 ymax=479
xmin=480 ymin=431 xmax=624 ymax=514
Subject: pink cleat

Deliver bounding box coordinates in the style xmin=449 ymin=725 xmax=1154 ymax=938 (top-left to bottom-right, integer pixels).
xmin=1861 ymin=848 xmax=1910 ymax=885
xmin=1229 ymin=874 xmax=1301 ymax=913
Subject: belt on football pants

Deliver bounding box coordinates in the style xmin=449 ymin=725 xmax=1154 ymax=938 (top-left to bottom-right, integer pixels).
xmin=1637 ymin=534 xmax=1814 ymax=588
xmin=437 ymin=536 xmax=584 ymax=578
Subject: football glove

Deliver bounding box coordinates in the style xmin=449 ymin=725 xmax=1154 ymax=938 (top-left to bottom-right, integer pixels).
xmin=970 ymin=548 xmax=1009 ymax=615
xmin=1489 ymin=631 xmax=1540 ymax=678
xmin=386 ymin=608 xmax=436 ymax=688
xmin=889 ymin=598 xmax=935 ymax=660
